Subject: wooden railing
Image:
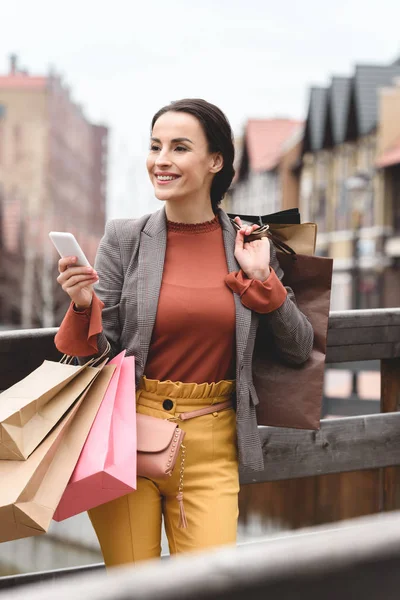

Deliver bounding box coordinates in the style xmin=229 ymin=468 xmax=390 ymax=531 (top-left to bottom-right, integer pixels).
xmin=1 ymin=308 xmax=400 ymax=596
xmin=5 ymin=510 xmax=400 ymax=599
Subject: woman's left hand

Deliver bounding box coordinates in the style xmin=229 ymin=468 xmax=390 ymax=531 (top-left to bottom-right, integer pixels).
xmin=233 ymin=217 xmax=271 ymax=281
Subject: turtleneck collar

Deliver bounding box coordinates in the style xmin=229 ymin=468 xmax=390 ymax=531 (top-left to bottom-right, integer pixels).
xmin=166 ymin=215 xmax=220 ymax=234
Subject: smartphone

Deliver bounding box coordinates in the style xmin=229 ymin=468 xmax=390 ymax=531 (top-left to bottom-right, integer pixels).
xmin=49 ymin=232 xmax=91 ymax=267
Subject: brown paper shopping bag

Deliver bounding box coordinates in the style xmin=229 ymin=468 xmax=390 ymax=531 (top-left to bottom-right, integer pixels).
xmin=268 ymin=222 xmax=317 ymax=255
xmin=228 ymin=212 xmax=317 ymax=256
xmin=254 ymin=253 xmax=333 ymax=429
xmin=0 ymin=361 xmax=98 ymax=460
xmin=0 ymin=364 xmax=115 ymax=543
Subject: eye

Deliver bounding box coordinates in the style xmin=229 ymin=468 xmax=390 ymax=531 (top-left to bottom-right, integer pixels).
xmin=150 ymin=143 xmax=160 ymax=152
xmin=175 ymin=146 xmax=188 ymax=152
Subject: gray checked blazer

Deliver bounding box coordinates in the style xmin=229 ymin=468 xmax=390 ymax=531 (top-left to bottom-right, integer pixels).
xmin=92 ymin=207 xmax=313 ymax=472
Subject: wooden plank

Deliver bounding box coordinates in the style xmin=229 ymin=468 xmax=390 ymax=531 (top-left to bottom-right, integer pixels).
xmin=240 ymin=412 xmax=400 ymax=485
xmin=327 ymin=360 xmax=380 ymax=372
xmin=6 ymin=510 xmax=400 ymax=600
xmin=325 ymin=310 xmax=400 ymax=363
xmin=239 ymin=476 xmax=318 ymax=531
xmin=317 ymin=470 xmax=381 ymax=523
xmin=326 ymin=342 xmax=400 ymax=363
xmin=381 ymin=358 xmax=400 ymax=413
xmin=0 ymin=327 xmax=58 ymax=346
xmin=328 ymin=308 xmax=400 ymax=329
xmin=381 ymin=358 xmax=400 ymax=512
xmin=327 ymin=325 xmax=400 ymax=346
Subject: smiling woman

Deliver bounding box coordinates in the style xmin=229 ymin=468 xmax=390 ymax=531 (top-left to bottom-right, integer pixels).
xmin=54 ymin=98 xmax=314 ymax=568
xmin=146 ymin=101 xmax=232 ymax=223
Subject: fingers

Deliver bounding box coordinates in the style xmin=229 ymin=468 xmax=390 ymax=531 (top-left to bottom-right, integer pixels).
xmin=235 ymin=228 xmax=244 ymax=250
xmin=246 ymin=224 xmax=260 ymax=235
xmin=62 ymin=276 xmax=97 ymax=295
xmin=58 ymin=256 xmax=78 ymax=273
xmin=60 ymin=271 xmax=97 ymax=289
xmin=57 ymin=265 xmax=98 ymax=286
xmin=235 ymin=227 xmax=257 ymax=250
xmin=58 ymin=256 xmax=95 ymax=273
xmin=233 ymin=217 xmax=260 ymax=237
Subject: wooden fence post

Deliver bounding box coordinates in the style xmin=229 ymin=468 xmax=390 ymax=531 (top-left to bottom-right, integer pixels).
xmin=380 ymin=358 xmax=400 ymax=511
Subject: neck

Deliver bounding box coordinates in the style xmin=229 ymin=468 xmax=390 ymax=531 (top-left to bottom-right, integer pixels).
xmin=164 ymin=198 xmax=215 ymax=224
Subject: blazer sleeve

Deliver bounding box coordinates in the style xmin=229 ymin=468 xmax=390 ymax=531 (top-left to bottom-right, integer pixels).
xmin=257 ymin=240 xmax=314 ymax=365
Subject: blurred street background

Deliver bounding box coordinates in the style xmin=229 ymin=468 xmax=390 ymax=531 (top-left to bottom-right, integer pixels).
xmin=0 ymin=0 xmax=399 ymax=577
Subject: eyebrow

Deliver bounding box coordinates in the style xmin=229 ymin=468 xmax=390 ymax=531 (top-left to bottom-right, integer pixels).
xmin=151 ymin=137 xmax=194 ymax=144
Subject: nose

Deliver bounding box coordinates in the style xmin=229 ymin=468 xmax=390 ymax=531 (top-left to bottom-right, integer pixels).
xmin=155 ymin=148 xmax=172 ymax=167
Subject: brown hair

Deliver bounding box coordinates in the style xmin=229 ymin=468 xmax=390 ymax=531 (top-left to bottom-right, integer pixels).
xmin=151 ymin=99 xmax=235 ymax=212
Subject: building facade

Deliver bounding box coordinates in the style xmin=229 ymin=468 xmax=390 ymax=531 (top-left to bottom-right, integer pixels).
xmin=300 ymin=61 xmax=400 ymax=311
xmin=0 ymin=55 xmax=108 ymax=328
xmin=223 ymin=119 xmax=303 ymax=218
xmin=376 ymin=78 xmax=400 ymax=307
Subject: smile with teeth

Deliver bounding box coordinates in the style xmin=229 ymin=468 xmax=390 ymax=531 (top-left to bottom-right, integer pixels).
xmin=156 ymin=175 xmax=180 ymax=181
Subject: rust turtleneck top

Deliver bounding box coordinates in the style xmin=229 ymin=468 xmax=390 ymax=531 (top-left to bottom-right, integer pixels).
xmin=55 ymin=215 xmax=287 ymax=384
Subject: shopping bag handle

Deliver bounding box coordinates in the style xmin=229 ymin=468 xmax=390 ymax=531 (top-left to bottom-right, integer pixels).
xmin=59 ymin=340 xmax=111 ymax=368
xmin=230 ymin=219 xmax=296 ymax=257
xmin=91 ymin=341 xmax=111 ymax=367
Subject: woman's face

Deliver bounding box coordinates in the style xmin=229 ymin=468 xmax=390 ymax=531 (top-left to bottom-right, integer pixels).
xmin=146 ymin=111 xmax=222 ymax=205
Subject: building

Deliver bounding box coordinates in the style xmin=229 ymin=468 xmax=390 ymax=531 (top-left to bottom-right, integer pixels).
xmin=223 ymin=119 xmax=303 ymax=217
xmin=0 ymin=55 xmax=108 ymax=328
xmin=376 ymin=79 xmax=400 ymax=307
xmin=300 ymin=60 xmax=400 ymax=310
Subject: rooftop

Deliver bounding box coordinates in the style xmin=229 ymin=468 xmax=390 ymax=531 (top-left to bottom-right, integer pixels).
xmin=351 ymin=64 xmax=400 ymax=137
xmin=0 ymin=74 xmax=46 ymax=90
xmin=245 ymin=118 xmax=303 ymax=172
xmin=0 ymin=54 xmax=46 ymax=90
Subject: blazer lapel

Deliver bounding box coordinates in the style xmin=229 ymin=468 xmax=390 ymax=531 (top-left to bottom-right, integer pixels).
xmin=219 ymin=210 xmax=252 ymax=371
xmin=137 ymin=207 xmax=167 ymax=367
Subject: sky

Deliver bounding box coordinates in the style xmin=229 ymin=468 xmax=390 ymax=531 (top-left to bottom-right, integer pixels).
xmin=1 ymin=0 xmax=400 ymax=219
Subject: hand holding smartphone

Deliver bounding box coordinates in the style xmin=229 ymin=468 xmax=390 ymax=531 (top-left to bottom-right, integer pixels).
xmin=49 ymin=232 xmax=91 ymax=267
xmin=50 ymin=232 xmax=98 ymax=309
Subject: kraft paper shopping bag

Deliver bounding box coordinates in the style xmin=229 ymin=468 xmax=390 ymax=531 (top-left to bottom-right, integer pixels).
xmin=54 ymin=352 xmax=136 ymax=521
xmin=0 ymin=364 xmax=115 ymax=543
xmin=0 ymin=360 xmax=96 ymax=460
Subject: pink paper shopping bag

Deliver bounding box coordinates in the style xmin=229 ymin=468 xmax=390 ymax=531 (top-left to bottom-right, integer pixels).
xmin=54 ymin=351 xmax=136 ymax=521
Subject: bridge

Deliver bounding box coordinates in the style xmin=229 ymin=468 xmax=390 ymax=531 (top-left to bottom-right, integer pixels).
xmin=0 ymin=308 xmax=400 ymax=598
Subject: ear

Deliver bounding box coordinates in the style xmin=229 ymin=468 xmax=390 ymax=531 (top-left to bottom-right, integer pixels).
xmin=209 ymin=152 xmax=224 ymax=174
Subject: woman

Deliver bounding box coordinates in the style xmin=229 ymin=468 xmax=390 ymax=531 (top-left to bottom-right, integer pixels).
xmin=55 ymin=98 xmax=313 ymax=566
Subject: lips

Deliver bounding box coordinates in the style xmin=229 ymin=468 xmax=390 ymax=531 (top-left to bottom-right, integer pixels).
xmin=154 ymin=173 xmax=181 ymax=184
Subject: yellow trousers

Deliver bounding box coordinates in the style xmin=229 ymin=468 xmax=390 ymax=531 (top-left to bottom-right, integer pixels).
xmin=88 ymin=377 xmax=239 ymax=567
